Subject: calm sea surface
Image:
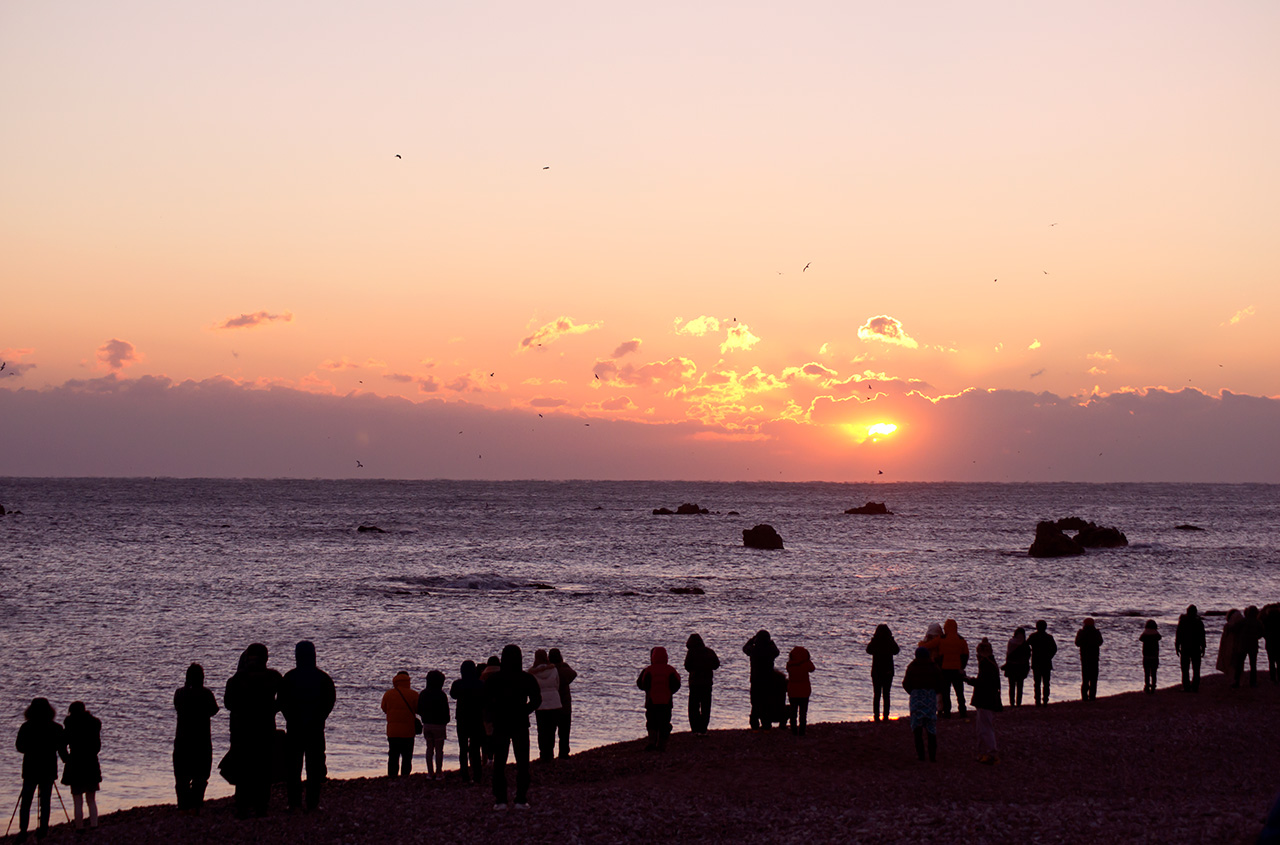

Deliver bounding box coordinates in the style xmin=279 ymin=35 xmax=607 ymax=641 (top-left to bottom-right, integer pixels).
xmin=2 ymin=479 xmax=1277 ymax=812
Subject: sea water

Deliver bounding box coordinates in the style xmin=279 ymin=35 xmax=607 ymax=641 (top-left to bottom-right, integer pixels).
xmin=1 ymin=479 xmax=1277 ymax=812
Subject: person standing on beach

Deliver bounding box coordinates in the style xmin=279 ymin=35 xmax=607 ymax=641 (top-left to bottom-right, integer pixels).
xmin=902 ymin=647 xmax=940 ymax=762
xmin=529 ymin=649 xmax=563 ymax=763
xmin=1263 ymin=604 xmax=1280 ymax=684
xmin=224 ymin=643 xmax=282 ymax=819
xmin=683 ymin=633 xmax=720 ymax=735
xmin=173 ymin=663 xmax=219 ymax=813
xmin=548 ymin=649 xmax=577 ymax=758
xmin=380 ymin=671 xmax=420 ymax=777
xmin=13 ymin=698 xmax=66 ymax=844
xmin=866 ymin=624 xmax=901 ymax=722
xmin=1216 ymin=609 xmax=1243 ymax=684
xmin=278 ymin=640 xmax=336 ymax=811
xmin=963 ymin=638 xmax=1003 ymax=764
xmin=61 ymin=701 xmax=102 ymax=831
xmin=637 ymin=646 xmax=681 ymax=751
xmin=1140 ymin=620 xmax=1162 ymax=693
xmin=937 ymin=619 xmax=970 ymax=718
xmin=1003 ymin=627 xmax=1030 ymax=707
xmin=743 ymin=630 xmax=780 ymax=730
xmin=1074 ymin=618 xmax=1104 ymax=701
xmin=1175 ymin=605 xmax=1206 ymax=692
xmin=918 ymin=622 xmax=945 ymax=713
xmin=785 ymin=645 xmax=815 ymax=736
xmin=1026 ymin=620 xmax=1058 ymax=706
xmin=484 ymin=644 xmax=541 ymax=809
xmin=1240 ymin=606 xmax=1265 ymax=687
xmin=417 ymin=670 xmax=449 ymax=780
xmin=479 ymin=655 xmax=501 ymax=764
xmin=450 ymin=660 xmax=485 ymax=782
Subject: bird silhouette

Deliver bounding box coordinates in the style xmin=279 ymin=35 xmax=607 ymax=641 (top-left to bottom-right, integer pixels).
xmin=356 ymin=460 xmax=363 ymax=468
xmin=1043 ymin=271 xmax=1049 ymax=274
xmin=395 ymin=154 xmax=401 ymax=159
xmin=538 ymin=413 xmax=543 ymax=418
xmin=803 ymin=263 xmax=811 ymax=272
xmin=878 ymin=470 xmax=883 ymax=475
xmin=542 ymin=166 xmax=550 ymax=170
xmin=1050 ymin=222 xmax=1057 ymax=226
xmin=594 ymin=374 xmax=600 ymax=380
xmin=489 ymin=372 xmax=495 ymax=377
xmin=0 ymin=362 xmax=5 ymax=371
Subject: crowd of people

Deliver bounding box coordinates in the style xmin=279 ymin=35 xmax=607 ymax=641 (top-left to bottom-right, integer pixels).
xmin=9 ymin=604 xmax=1279 ymax=838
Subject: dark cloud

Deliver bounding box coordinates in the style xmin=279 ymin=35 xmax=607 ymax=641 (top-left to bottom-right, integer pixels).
xmin=417 ymin=377 xmax=441 ymax=393
xmin=1030 ymin=369 xmax=1046 ymax=379
xmin=612 ymin=339 xmax=642 ymax=358
xmin=96 ymin=338 xmax=138 ymax=371
xmin=592 ymin=356 xmax=696 ymax=387
xmin=383 ymin=373 xmax=414 ymax=383
xmin=530 ymin=397 xmax=569 ymax=408
xmin=217 ymin=311 xmax=293 ymax=330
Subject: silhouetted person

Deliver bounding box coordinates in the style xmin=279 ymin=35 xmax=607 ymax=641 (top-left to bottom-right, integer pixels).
xmin=278 ymin=640 xmax=336 ymax=811
xmin=1074 ymin=618 xmax=1103 ymax=701
xmin=62 ymin=701 xmax=101 ymax=831
xmin=1003 ymin=627 xmax=1030 ymax=707
xmin=743 ymin=630 xmax=779 ymax=730
xmin=1263 ymin=604 xmax=1280 ymax=684
xmin=417 ymin=670 xmax=449 ymax=780
xmin=786 ymin=645 xmax=815 ymax=736
xmin=902 ymin=647 xmax=940 ymax=762
xmin=963 ymin=638 xmax=1002 ymax=764
xmin=224 ymin=643 xmax=282 ymax=818
xmin=450 ymin=661 xmax=485 ymax=783
xmin=529 ymin=649 xmax=562 ymax=763
xmin=1140 ymin=620 xmax=1162 ymax=693
xmin=1027 ymin=620 xmax=1058 ymax=706
xmin=1216 ymin=608 xmax=1243 ymax=683
xmin=638 ymin=646 xmax=681 ymax=751
xmin=683 ymin=633 xmax=721 ymax=735
xmin=1175 ymin=604 xmax=1206 ymax=691
xmin=173 ymin=663 xmax=219 ymax=813
xmin=937 ymin=619 xmax=970 ymax=717
xmin=14 ymin=698 xmax=66 ymax=844
xmin=485 ymin=644 xmax=541 ymax=809
xmin=548 ymin=648 xmax=577 ymax=758
xmin=380 ymin=671 xmax=419 ymax=777
xmin=1241 ymin=606 xmax=1265 ymax=687
xmin=866 ymin=624 xmax=900 ymax=721
xmin=479 ymin=655 xmax=501 ymax=763
xmin=918 ymin=622 xmax=945 ymax=713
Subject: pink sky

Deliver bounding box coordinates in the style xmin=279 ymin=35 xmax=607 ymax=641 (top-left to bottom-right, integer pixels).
xmin=2 ymin=2 xmax=1278 ymax=480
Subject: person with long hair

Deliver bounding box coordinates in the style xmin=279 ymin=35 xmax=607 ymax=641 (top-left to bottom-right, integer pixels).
xmin=13 ymin=697 xmax=66 ymax=844
xmin=61 ymin=701 xmax=102 ymax=831
xmin=866 ymin=624 xmax=901 ymax=722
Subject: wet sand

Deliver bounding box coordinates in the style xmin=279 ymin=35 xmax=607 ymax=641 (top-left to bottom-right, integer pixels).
xmin=27 ymin=672 xmax=1279 ymax=844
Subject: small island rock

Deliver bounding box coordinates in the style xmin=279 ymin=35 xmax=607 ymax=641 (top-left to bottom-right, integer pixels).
xmin=357 ymin=524 xmax=385 ymax=533
xmin=845 ymin=502 xmax=892 ymax=515
xmin=743 ymin=524 xmax=784 ymax=550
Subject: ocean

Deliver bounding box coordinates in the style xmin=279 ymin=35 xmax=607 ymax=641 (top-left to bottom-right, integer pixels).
xmin=1 ymin=479 xmax=1277 ymax=812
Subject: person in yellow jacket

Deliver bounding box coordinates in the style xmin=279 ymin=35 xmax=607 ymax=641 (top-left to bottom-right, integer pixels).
xmin=380 ymin=671 xmax=420 ymax=777
xmin=937 ymin=619 xmax=971 ymax=718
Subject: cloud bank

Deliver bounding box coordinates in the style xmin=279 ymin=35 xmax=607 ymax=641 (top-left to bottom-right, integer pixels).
xmin=519 ymin=317 xmax=602 ymax=351
xmin=857 ymin=316 xmax=918 ymax=349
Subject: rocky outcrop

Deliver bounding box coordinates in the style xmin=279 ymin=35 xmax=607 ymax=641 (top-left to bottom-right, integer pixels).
xmin=357 ymin=524 xmax=385 ymax=533
xmin=652 ymin=503 xmax=710 ymax=515
xmin=743 ymin=524 xmax=784 ymax=550
xmin=1175 ymin=524 xmax=1205 ymax=531
xmin=845 ymin=502 xmax=892 ymax=515
xmin=1029 ymin=521 xmax=1086 ymax=558
xmin=1075 ymin=522 xmax=1128 ymax=548
xmin=1028 ymin=517 xmax=1128 ymax=557
xmin=669 ymin=586 xmax=705 ymax=595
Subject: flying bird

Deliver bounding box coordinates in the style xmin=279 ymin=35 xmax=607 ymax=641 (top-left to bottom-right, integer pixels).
xmin=538 ymin=414 xmax=543 ymax=418
xmin=489 ymin=372 xmax=495 ymax=377
xmin=0 ymin=361 xmax=5 ymax=371
xmin=1050 ymin=222 xmax=1057 ymax=226
xmin=594 ymin=374 xmax=600 ymax=380
xmin=803 ymin=263 xmax=811 ymax=272
xmin=395 ymin=154 xmax=401 ymax=159
xmin=878 ymin=470 xmax=884 ymax=475
xmin=542 ymin=166 xmax=550 ymax=170
xmin=1044 ymin=271 xmax=1049 ymax=274
xmin=356 ymin=460 xmax=363 ymax=468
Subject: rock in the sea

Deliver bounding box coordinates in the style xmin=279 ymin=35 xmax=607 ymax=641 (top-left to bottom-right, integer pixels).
xmin=743 ymin=523 xmax=784 ymax=550
xmin=652 ymin=507 xmax=675 ymax=515
xmin=1028 ymin=521 xmax=1085 ymax=558
xmin=669 ymin=586 xmax=705 ymax=595
xmin=1075 ymin=522 xmax=1128 ymax=548
xmin=530 ymin=583 xmax=555 ymax=590
xmin=653 ymin=503 xmax=710 ymax=515
xmin=845 ymin=502 xmax=892 ymax=515
xmin=1175 ymin=524 xmax=1205 ymax=531
xmin=727 ymin=510 xmax=740 ymax=516
xmin=1028 ymin=517 xmax=1129 ymax=556
xmin=357 ymin=524 xmax=385 ymax=533
xmin=0 ymin=504 xmax=5 ymax=515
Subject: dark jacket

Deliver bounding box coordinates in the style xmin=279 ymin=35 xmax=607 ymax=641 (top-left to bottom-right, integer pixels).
xmin=902 ymin=655 xmax=942 ymax=694
xmin=1140 ymin=629 xmax=1162 ymax=662
xmin=966 ymin=658 xmax=1004 ymax=712
xmin=684 ymin=634 xmax=721 ymax=689
xmin=1027 ymin=630 xmax=1058 ymax=670
xmin=866 ymin=631 xmax=901 ymax=680
xmin=16 ymin=719 xmax=66 ymax=783
xmin=1075 ymin=626 xmax=1104 ymax=662
xmin=224 ymin=646 xmax=282 ymax=746
xmin=61 ymin=710 xmax=102 ymax=792
xmin=418 ymin=676 xmax=450 ymax=726
xmin=450 ymin=661 xmax=485 ymax=731
xmin=1004 ymin=634 xmax=1031 ymax=680
xmin=1175 ymin=612 xmax=1206 ymax=656
xmin=483 ymin=647 xmax=542 ymax=732
xmin=278 ymin=641 xmax=336 ymax=733
xmin=743 ymin=633 xmax=779 ymax=681
xmin=174 ymin=667 xmax=220 ymax=749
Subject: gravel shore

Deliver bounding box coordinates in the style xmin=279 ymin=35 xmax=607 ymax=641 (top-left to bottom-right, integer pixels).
xmin=18 ymin=672 xmax=1278 ymax=844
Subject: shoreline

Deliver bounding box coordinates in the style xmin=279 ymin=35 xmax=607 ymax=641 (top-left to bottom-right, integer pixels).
xmin=26 ymin=672 xmax=1278 ymax=844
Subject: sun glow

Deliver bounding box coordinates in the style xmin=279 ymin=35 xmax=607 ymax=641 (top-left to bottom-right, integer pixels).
xmin=867 ymin=423 xmax=898 ymax=438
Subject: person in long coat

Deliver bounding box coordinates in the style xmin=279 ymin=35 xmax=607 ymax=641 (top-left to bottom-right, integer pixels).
xmin=62 ymin=701 xmax=102 ymax=830
xmin=174 ymin=663 xmax=219 ymax=813
xmin=224 ymin=643 xmax=282 ymax=818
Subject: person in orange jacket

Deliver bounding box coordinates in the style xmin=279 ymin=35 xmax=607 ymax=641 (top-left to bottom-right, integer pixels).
xmin=785 ymin=646 xmax=815 ymax=736
xmin=637 ymin=647 xmax=681 ymax=751
xmin=380 ymin=671 xmax=419 ymax=777
xmin=937 ymin=619 xmax=971 ymax=718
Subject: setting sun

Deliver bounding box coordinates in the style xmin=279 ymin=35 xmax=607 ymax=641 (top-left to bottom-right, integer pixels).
xmin=867 ymin=423 xmax=899 ymax=439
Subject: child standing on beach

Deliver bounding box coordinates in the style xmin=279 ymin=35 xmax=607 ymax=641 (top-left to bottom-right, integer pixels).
xmin=786 ymin=645 xmax=815 ymax=736
xmin=637 ymin=647 xmax=680 ymax=751
xmin=902 ymin=647 xmax=940 ymax=762
xmin=418 ymin=670 xmax=449 ymax=780
xmin=963 ymin=638 xmax=1003 ymax=764
xmin=1140 ymin=620 xmax=1162 ymax=693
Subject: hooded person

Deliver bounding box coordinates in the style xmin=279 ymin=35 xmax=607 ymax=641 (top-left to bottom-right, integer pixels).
xmin=450 ymin=660 xmax=486 ymax=783
xmin=866 ymin=624 xmax=901 ymax=722
xmin=785 ymin=646 xmax=816 ymax=736
xmin=742 ymin=630 xmax=780 ymax=730
xmin=14 ymin=697 xmax=66 ymax=844
xmin=937 ymin=619 xmax=971 ymax=717
xmin=548 ymin=648 xmax=578 ymax=758
xmin=902 ymin=647 xmax=941 ymax=762
xmin=380 ymin=671 xmax=419 ymax=777
xmin=1175 ymin=604 xmax=1207 ymax=691
xmin=683 ymin=633 xmax=721 ymax=735
xmin=1003 ymin=627 xmax=1031 ymax=707
xmin=1140 ymin=620 xmax=1162 ymax=693
xmin=173 ymin=663 xmax=219 ymax=813
xmin=1075 ymin=618 xmax=1104 ymax=701
xmin=417 ymin=670 xmax=449 ymax=780
xmin=224 ymin=643 xmax=282 ymax=819
xmin=1216 ymin=609 xmax=1243 ymax=679
xmin=963 ymin=638 xmax=1003 ymax=764
xmin=278 ymin=640 xmax=336 ymax=810
xmin=528 ymin=649 xmax=563 ymax=763
xmin=1026 ymin=620 xmax=1058 ymax=706
xmin=637 ymin=646 xmax=681 ymax=751
xmin=61 ymin=701 xmax=102 ymax=830
xmin=484 ymin=644 xmax=542 ymax=809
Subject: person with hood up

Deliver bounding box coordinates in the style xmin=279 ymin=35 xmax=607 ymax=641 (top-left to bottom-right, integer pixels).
xmin=278 ymin=640 xmax=336 ymax=811
xmin=1140 ymin=620 xmax=1162 ymax=693
xmin=224 ymin=643 xmax=282 ymax=818
xmin=1240 ymin=606 xmax=1265 ymax=687
xmin=13 ymin=697 xmax=66 ymax=844
xmin=637 ymin=646 xmax=681 ymax=751
xmin=173 ymin=663 xmax=219 ymax=813
xmin=1075 ymin=618 xmax=1104 ymax=701
xmin=450 ymin=661 xmax=485 ymax=783
xmin=937 ymin=619 xmax=971 ymax=717
xmin=1026 ymin=620 xmax=1058 ymax=706
xmin=1175 ymin=604 xmax=1207 ymax=691
xmin=1216 ymin=608 xmax=1243 ymax=682
xmin=1003 ymin=627 xmax=1031 ymax=707
xmin=528 ymin=649 xmax=562 ymax=763
xmin=380 ymin=671 xmax=420 ymax=777
xmin=484 ymin=644 xmax=541 ymax=809
xmin=866 ymin=624 xmax=900 ymax=722
xmin=742 ymin=630 xmax=780 ymax=730
xmin=902 ymin=647 xmax=940 ymax=762
xmin=963 ymin=638 xmax=1003 ymax=764
xmin=62 ymin=701 xmax=102 ymax=831
xmin=549 ymin=648 xmax=578 ymax=758
xmin=683 ymin=633 xmax=721 ymax=735
xmin=786 ymin=645 xmax=815 ymax=736
xmin=417 ymin=670 xmax=449 ymax=780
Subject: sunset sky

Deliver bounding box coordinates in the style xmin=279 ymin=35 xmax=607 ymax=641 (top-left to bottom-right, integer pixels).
xmin=3 ymin=2 xmax=1278 ymax=480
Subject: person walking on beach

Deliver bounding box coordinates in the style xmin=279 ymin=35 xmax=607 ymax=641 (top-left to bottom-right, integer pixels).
xmin=484 ymin=644 xmax=541 ymax=809
xmin=963 ymin=638 xmax=1003 ymax=764
xmin=1027 ymin=620 xmax=1058 ymax=706
xmin=173 ymin=663 xmax=219 ymax=813
xmin=549 ymin=649 xmax=577 ymax=758
xmin=1175 ymin=605 xmax=1206 ymax=692
xmin=1240 ymin=606 xmax=1265 ymax=687
xmin=278 ymin=640 xmax=336 ymax=811
xmin=1003 ymin=627 xmax=1030 ymax=707
xmin=637 ymin=646 xmax=681 ymax=751
xmin=786 ymin=645 xmax=815 ymax=736
xmin=450 ymin=660 xmax=485 ymax=783
xmin=1075 ymin=618 xmax=1104 ymax=701
xmin=380 ymin=671 xmax=420 ymax=777
xmin=417 ymin=670 xmax=449 ymax=780
xmin=224 ymin=643 xmax=282 ymax=819
xmin=684 ymin=633 xmax=720 ymax=735
xmin=938 ymin=619 xmax=970 ymax=717
xmin=1216 ymin=609 xmax=1243 ymax=684
xmin=902 ymin=647 xmax=940 ymax=762
xmin=61 ymin=701 xmax=102 ymax=831
xmin=866 ymin=624 xmax=900 ymax=721
xmin=1140 ymin=620 xmax=1162 ymax=693
xmin=529 ymin=649 xmax=563 ymax=763
xmin=13 ymin=698 xmax=66 ymax=844
xmin=743 ymin=630 xmax=779 ymax=730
